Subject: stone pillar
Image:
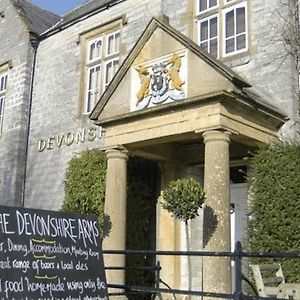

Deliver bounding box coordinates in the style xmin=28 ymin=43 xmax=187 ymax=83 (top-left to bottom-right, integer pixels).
xmin=102 ymin=147 xmax=128 ymax=299
xmin=157 ymin=162 xmax=181 ymax=291
xmin=202 ymin=130 xmax=231 ymax=297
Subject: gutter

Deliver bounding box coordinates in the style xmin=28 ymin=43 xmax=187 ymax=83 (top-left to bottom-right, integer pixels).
xmin=21 ymin=33 xmax=39 ymax=207
xmin=40 ymin=0 xmax=127 ymax=39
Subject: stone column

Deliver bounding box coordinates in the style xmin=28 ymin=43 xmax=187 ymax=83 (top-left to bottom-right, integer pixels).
xmin=157 ymin=162 xmax=181 ymax=291
xmin=102 ymin=146 xmax=128 ymax=299
xmin=202 ymin=130 xmax=231 ymax=297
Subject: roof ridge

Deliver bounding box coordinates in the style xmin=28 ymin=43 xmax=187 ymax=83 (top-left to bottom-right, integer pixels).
xmin=61 ymin=0 xmax=92 ymax=17
xmin=41 ymin=0 xmax=124 ymax=37
xmin=12 ymin=0 xmax=61 ymax=35
xmin=13 ymin=0 xmax=60 ymax=17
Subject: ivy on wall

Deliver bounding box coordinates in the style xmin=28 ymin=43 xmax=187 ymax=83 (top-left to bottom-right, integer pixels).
xmin=62 ymin=151 xmax=159 ymax=298
xmin=61 ymin=149 xmax=107 ymax=233
xmin=248 ymin=141 xmax=300 ymax=282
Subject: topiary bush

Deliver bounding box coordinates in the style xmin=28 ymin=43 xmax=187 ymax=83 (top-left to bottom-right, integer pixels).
xmin=161 ymin=178 xmax=205 ymax=224
xmin=62 ymin=148 xmax=107 ymax=233
xmin=248 ymin=141 xmax=300 ymax=282
xmin=161 ymin=177 xmax=205 ymax=298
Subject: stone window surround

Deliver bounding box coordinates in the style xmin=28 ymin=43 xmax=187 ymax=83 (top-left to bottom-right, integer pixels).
xmin=78 ymin=17 xmax=125 ymax=116
xmin=195 ymin=0 xmax=248 ymax=58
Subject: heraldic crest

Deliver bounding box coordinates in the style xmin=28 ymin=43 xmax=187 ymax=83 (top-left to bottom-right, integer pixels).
xmin=135 ymin=53 xmax=185 ymax=110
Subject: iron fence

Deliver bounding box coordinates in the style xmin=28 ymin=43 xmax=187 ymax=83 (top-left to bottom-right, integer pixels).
xmin=103 ymin=241 xmax=300 ymax=299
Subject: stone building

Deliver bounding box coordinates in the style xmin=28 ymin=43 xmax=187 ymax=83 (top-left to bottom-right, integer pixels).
xmin=0 ymin=0 xmax=299 ymax=298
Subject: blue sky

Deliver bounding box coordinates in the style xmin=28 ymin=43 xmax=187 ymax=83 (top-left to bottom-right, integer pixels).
xmin=31 ymin=0 xmax=87 ymax=15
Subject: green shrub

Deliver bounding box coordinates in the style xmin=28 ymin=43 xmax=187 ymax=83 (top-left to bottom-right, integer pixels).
xmin=62 ymin=152 xmax=159 ymax=296
xmin=248 ymin=141 xmax=300 ymax=282
xmin=62 ymin=149 xmax=107 ymax=233
xmin=161 ymin=178 xmax=205 ymax=223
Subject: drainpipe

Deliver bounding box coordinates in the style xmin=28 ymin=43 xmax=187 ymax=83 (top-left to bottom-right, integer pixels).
xmin=21 ymin=33 xmax=39 ymax=207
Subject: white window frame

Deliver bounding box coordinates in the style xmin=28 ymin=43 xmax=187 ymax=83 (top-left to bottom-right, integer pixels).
xmin=197 ymin=0 xmax=219 ymax=15
xmin=87 ymin=37 xmax=103 ymax=63
xmin=0 ymin=96 xmax=4 ymax=134
xmin=106 ymin=30 xmax=120 ymax=57
xmin=84 ymin=29 xmax=120 ymax=114
xmin=0 ymin=73 xmax=7 ymax=93
xmin=104 ymin=58 xmax=119 ymax=90
xmin=85 ymin=64 xmax=102 ymax=114
xmin=222 ymin=2 xmax=248 ymax=57
xmin=197 ymin=14 xmax=219 ymax=58
xmin=0 ymin=72 xmax=7 ymax=135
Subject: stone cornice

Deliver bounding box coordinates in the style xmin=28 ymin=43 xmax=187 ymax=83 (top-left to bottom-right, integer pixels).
xmin=94 ymin=90 xmax=287 ymax=129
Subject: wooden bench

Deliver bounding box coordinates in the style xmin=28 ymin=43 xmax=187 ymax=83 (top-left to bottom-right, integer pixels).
xmin=251 ymin=264 xmax=300 ymax=299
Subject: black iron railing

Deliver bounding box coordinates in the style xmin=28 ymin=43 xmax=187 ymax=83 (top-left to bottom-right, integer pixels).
xmin=103 ymin=242 xmax=300 ymax=299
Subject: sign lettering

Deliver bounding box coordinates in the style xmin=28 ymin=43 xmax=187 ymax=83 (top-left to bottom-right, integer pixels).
xmin=0 ymin=206 xmax=108 ymax=300
xmin=38 ymin=127 xmax=103 ymax=152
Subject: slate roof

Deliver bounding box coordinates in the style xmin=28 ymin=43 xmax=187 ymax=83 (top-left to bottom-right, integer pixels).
xmin=12 ymin=0 xmax=61 ymax=35
xmin=43 ymin=0 xmax=125 ymax=35
xmin=59 ymin=0 xmax=115 ymax=26
xmin=11 ymin=0 xmax=122 ymax=36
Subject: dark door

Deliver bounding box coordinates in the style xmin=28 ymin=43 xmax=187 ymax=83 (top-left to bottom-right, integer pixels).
xmin=126 ymin=157 xmax=161 ymax=299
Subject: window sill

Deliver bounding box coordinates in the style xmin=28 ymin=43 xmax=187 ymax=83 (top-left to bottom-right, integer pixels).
xmin=221 ymin=53 xmax=251 ymax=68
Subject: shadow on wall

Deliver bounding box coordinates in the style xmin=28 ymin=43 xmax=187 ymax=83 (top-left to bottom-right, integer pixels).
xmin=203 ymin=205 xmax=218 ymax=248
xmin=103 ymin=214 xmax=112 ymax=239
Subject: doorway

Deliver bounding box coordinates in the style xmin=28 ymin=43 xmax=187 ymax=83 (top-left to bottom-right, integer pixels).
xmin=126 ymin=157 xmax=161 ymax=298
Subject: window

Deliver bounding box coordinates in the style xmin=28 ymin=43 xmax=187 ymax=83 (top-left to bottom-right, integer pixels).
xmin=198 ymin=0 xmax=218 ymax=13
xmin=223 ymin=3 xmax=247 ymax=55
xmin=84 ymin=29 xmax=120 ymax=114
xmin=88 ymin=38 xmax=102 ymax=62
xmin=86 ymin=64 xmax=101 ymax=113
xmin=106 ymin=31 xmax=120 ymax=56
xmin=196 ymin=1 xmax=248 ymax=58
xmin=198 ymin=15 xmax=219 ymax=57
xmin=0 ymin=97 xmax=4 ymax=134
xmin=0 ymin=72 xmax=7 ymax=134
xmin=104 ymin=59 xmax=119 ymax=90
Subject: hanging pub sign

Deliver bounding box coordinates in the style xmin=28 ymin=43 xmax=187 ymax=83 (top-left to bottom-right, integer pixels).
xmin=0 ymin=205 xmax=108 ymax=300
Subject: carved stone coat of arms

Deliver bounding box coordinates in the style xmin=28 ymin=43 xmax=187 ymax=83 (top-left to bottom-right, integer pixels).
xmin=134 ymin=53 xmax=185 ymax=110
